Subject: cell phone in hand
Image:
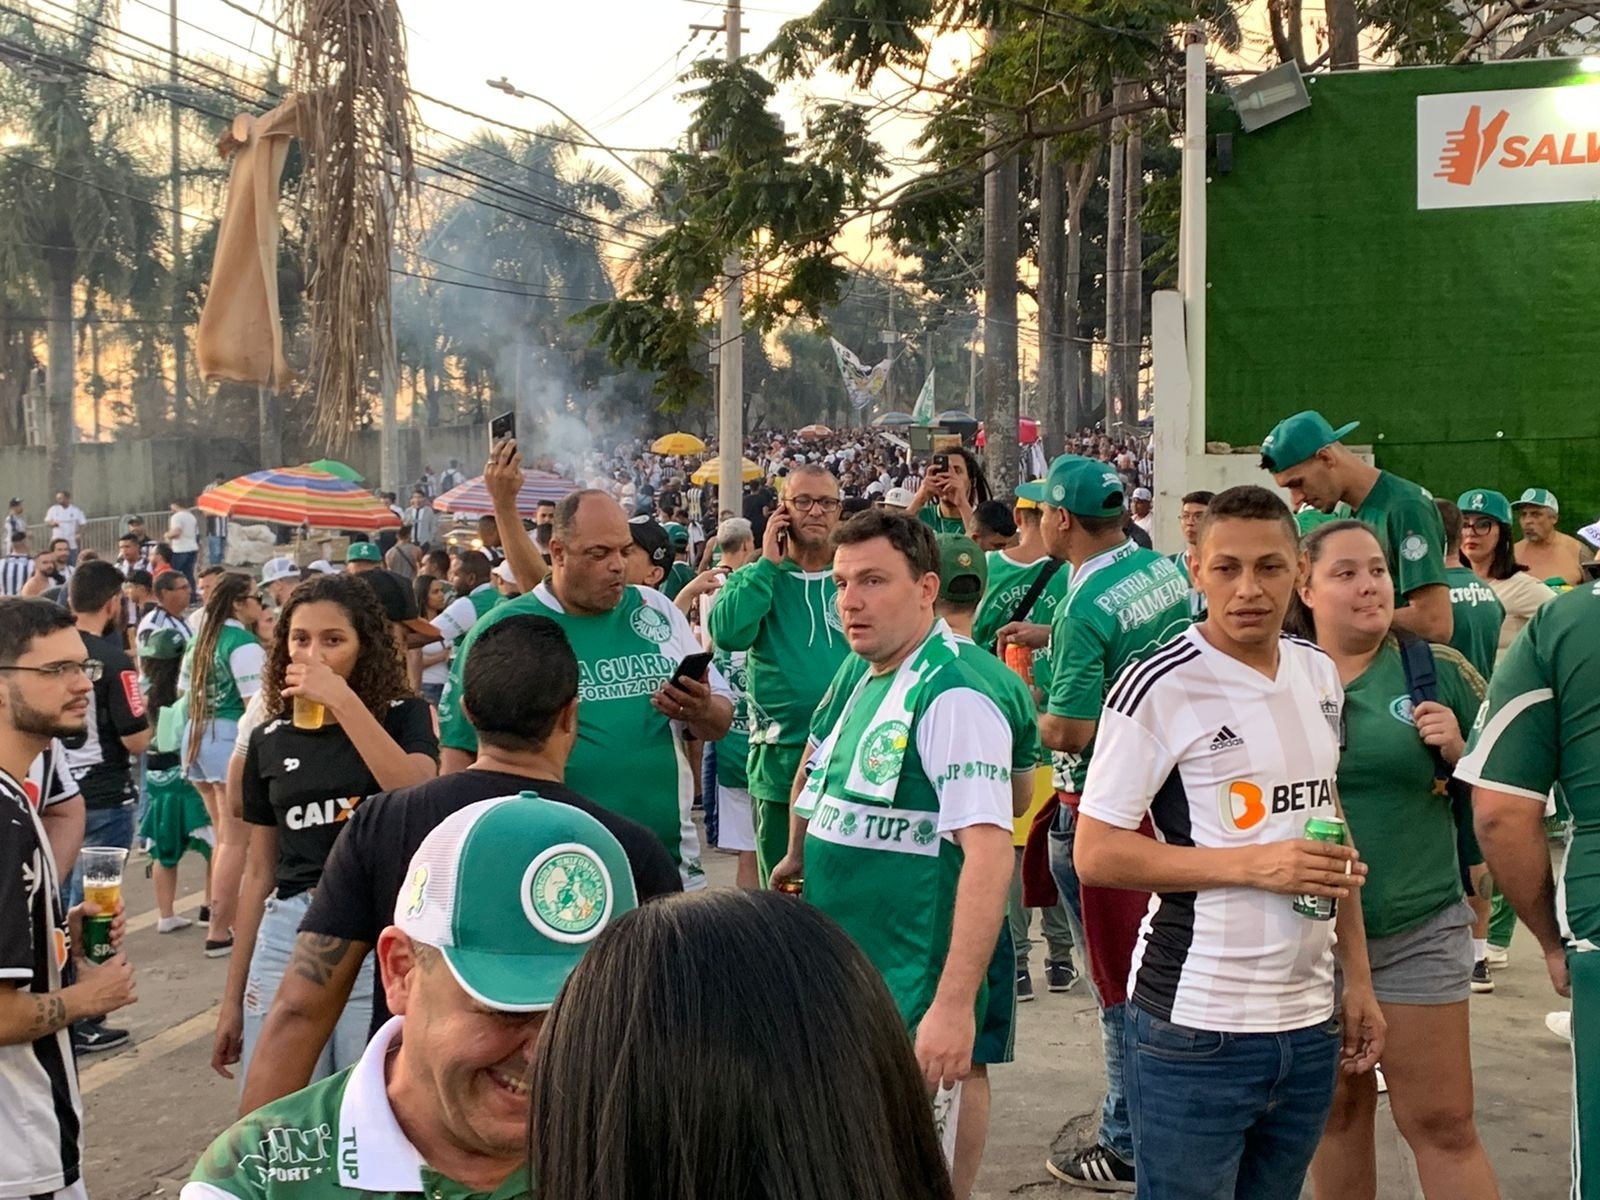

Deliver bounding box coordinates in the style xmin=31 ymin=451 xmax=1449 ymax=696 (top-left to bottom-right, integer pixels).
xmin=932 ymin=453 xmax=949 ymax=473
xmin=775 ymin=503 xmax=789 ymax=555
xmin=670 ymin=651 xmax=714 ymax=689
xmin=490 ymin=410 xmax=516 ymax=447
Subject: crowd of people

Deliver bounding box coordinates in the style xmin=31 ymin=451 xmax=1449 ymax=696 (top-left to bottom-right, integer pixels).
xmin=0 ymin=408 xmax=1594 ymax=1200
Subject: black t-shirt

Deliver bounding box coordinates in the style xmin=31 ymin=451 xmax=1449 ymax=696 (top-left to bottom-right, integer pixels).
xmin=242 ymin=697 xmax=439 ymax=897
xmin=300 ymin=769 xmax=682 ymax=1036
xmin=72 ymin=630 xmax=148 ymax=809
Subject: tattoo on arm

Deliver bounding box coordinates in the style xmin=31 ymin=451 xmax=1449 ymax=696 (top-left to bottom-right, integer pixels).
xmin=288 ymin=934 xmax=358 ymax=987
xmin=29 ymin=995 xmax=68 ymax=1037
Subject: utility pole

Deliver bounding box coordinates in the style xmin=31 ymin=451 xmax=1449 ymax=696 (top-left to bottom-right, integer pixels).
xmin=981 ymin=26 xmax=1020 ymax=495
xmin=169 ymin=0 xmax=186 ymax=428
xmin=714 ymin=0 xmax=743 ymax=515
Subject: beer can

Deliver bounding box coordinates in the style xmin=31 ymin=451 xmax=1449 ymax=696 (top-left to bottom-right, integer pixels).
xmin=1293 ymin=816 xmax=1347 ymax=921
xmin=1003 ymin=643 xmax=1033 ymax=686
xmin=776 ymin=877 xmax=804 ymax=896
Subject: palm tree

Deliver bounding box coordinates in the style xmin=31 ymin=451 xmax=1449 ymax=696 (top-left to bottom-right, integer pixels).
xmin=0 ymin=2 xmax=166 ymax=491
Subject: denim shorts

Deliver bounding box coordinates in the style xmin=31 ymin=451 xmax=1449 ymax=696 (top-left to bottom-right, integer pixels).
xmin=184 ymin=718 xmax=240 ymax=784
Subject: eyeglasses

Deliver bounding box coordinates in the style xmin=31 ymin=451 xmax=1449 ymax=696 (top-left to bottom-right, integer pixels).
xmin=788 ymin=496 xmax=842 ymax=513
xmin=0 ymin=659 xmax=103 ymax=682
xmin=1461 ymin=517 xmax=1497 ymax=534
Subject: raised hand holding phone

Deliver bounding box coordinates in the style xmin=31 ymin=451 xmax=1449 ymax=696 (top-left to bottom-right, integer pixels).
xmin=763 ymin=504 xmax=793 ymax=564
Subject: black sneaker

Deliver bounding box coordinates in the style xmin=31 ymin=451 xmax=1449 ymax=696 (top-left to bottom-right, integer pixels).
xmin=204 ymin=935 xmax=234 ymax=959
xmin=1045 ymin=958 xmax=1078 ymax=992
xmin=1045 ymin=1144 xmax=1136 ymax=1192
xmin=198 ymin=905 xmax=212 ymax=924
xmin=71 ymin=1021 xmax=130 ymax=1055
xmin=1016 ymin=969 xmax=1035 ymax=1003
xmin=1471 ymin=960 xmax=1494 ymax=993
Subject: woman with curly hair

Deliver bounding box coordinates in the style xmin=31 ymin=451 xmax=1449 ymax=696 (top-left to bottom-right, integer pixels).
xmin=210 ymin=573 xmax=438 ymax=1089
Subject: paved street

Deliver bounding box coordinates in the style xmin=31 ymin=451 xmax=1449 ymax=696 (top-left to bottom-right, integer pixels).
xmin=84 ymin=834 xmax=1574 ymax=1200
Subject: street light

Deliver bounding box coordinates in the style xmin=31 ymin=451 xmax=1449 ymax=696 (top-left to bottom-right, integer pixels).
xmin=1226 ymin=61 xmax=1312 ymax=133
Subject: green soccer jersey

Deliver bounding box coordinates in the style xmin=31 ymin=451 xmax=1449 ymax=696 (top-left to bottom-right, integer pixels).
xmin=704 ymin=587 xmax=749 ymax=791
xmin=918 ymin=507 xmax=967 ymax=535
xmin=1445 ymin=566 xmax=1505 ymax=682
xmin=1046 ymin=540 xmax=1191 ymax=793
xmin=705 ymin=557 xmax=848 ymax=805
xmin=971 ymin=551 xmax=1071 ymax=695
xmin=661 ymin=560 xmax=695 ymax=600
xmin=1457 ymin=584 xmax=1600 ymax=948
xmin=437 ymin=582 xmax=715 ymax=878
xmin=1338 ymin=639 xmax=1486 ymax=939
xmin=183 ymin=1019 xmax=530 ymax=1200
xmin=186 ymin=620 xmax=263 ymax=722
xmin=1353 ymin=471 xmax=1447 ymax=608
xmin=799 ymin=625 xmax=1014 ymax=1029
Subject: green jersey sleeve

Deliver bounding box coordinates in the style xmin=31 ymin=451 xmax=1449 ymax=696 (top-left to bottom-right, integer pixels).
xmin=704 ymin=558 xmax=780 ymax=651
xmin=1385 ymin=491 xmax=1449 ymax=601
xmin=1046 ymin=609 xmax=1109 ymax=720
xmin=1456 ymin=626 xmax=1557 ymax=802
xmin=1432 ymin=643 xmax=1487 ymax=735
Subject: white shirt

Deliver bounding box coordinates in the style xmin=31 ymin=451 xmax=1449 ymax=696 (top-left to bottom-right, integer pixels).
xmin=1080 ymin=628 xmax=1344 ymax=1033
xmin=44 ymin=504 xmax=86 ymax=547
xmin=432 ymin=583 xmax=495 ymax=646
xmin=167 ymin=509 xmax=199 ymax=553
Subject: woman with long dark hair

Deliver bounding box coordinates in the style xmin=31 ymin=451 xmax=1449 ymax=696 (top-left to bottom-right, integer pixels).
xmin=1456 ymin=489 xmax=1556 ymax=664
xmin=182 ymin=573 xmax=264 ymax=940
xmin=211 ymin=573 xmax=438 ymax=1087
xmin=1287 ymin=521 xmax=1501 ymax=1200
xmin=907 ymin=446 xmax=992 ymax=536
xmin=413 ymin=572 xmax=450 ymax=706
xmin=532 ymin=890 xmax=956 ymax=1200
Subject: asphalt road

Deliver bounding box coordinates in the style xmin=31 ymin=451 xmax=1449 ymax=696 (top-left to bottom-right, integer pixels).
xmin=81 ymin=838 xmax=1574 ymax=1200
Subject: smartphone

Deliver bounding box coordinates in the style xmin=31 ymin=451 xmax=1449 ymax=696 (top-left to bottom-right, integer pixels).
xmin=932 ymin=453 xmax=949 ymax=473
xmin=490 ymin=410 xmax=516 ymax=447
xmin=670 ymin=651 xmax=714 ymax=689
xmin=775 ymin=503 xmax=789 ymax=555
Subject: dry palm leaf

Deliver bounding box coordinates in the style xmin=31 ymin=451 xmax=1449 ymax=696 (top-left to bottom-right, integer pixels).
xmin=285 ymin=0 xmax=416 ymax=448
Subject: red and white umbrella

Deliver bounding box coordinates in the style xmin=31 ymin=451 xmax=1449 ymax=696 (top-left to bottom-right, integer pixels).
xmin=432 ymin=471 xmax=577 ymax=518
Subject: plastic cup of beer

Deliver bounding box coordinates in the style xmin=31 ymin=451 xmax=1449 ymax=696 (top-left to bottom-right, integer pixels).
xmin=78 ymin=846 xmax=128 ymax=964
xmin=292 ymin=696 xmax=326 ymax=730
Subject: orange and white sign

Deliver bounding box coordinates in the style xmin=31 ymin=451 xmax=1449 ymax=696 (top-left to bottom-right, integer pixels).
xmin=1418 ymin=84 xmax=1600 ymax=210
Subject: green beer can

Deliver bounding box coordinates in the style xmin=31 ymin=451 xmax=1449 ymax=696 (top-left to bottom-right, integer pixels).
xmin=1293 ymin=816 xmax=1347 ymax=921
xmin=82 ymin=912 xmax=117 ymax=964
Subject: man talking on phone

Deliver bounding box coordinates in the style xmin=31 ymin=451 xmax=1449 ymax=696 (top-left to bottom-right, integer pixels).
xmin=708 ymin=464 xmax=850 ymax=883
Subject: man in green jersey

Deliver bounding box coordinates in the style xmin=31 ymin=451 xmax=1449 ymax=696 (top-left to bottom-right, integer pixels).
xmin=183 ymin=795 xmax=636 ymax=1200
xmin=995 ymin=454 xmax=1191 ymax=1192
xmin=436 ymin=491 xmax=732 ymax=886
xmin=771 ymin=512 xmax=1013 ymax=1200
xmin=1260 ymin=410 xmax=1452 ymax=642
xmin=659 ymin=523 xmax=695 ymax=599
xmin=1460 ymin=583 xmax=1600 ymax=1199
xmin=706 ymin=464 xmax=849 ymax=882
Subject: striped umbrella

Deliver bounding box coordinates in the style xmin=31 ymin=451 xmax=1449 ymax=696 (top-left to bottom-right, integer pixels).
xmin=432 ymin=471 xmax=577 ymax=518
xmin=197 ymin=468 xmax=402 ymax=530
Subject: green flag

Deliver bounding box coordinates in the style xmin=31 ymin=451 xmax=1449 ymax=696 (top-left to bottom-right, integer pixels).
xmin=912 ymin=368 xmax=936 ymax=424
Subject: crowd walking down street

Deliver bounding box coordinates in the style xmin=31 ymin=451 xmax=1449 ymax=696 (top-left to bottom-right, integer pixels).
xmin=0 ymin=413 xmax=1593 ymax=1200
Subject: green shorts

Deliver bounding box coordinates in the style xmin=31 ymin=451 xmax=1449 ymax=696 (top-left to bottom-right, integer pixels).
xmin=138 ymin=766 xmax=214 ymax=868
xmin=974 ymin=924 xmax=1016 ymax=1066
xmin=1571 ymin=948 xmax=1598 ymax=1199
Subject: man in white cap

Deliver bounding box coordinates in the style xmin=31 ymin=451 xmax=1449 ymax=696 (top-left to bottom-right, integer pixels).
xmin=1511 ymin=487 xmax=1592 ymax=587
xmin=1129 ymin=487 xmax=1154 ymax=537
xmin=183 ymin=793 xmax=635 ymax=1200
xmin=883 ymin=486 xmax=915 ymax=512
xmin=260 ymin=557 xmax=300 ymax=608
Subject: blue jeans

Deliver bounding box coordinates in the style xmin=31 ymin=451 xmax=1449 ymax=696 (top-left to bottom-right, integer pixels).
xmin=206 ymin=534 xmax=225 ymax=567
xmin=1123 ymin=1004 xmax=1341 ymax=1200
xmin=239 ymin=889 xmax=374 ymax=1091
xmin=66 ymin=803 xmax=136 ymax=910
xmin=1048 ymin=801 xmax=1133 ymax=1163
xmin=171 ymin=550 xmax=197 ymax=588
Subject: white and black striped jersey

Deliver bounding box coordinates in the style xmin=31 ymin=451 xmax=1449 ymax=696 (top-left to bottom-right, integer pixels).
xmin=25 ymin=740 xmax=81 ymax=812
xmin=0 ymin=767 xmax=82 ymax=1196
xmin=134 ymin=607 xmax=192 ymax=650
xmin=1079 ymin=626 xmax=1345 ymax=1033
xmin=0 ymin=554 xmax=35 ymax=596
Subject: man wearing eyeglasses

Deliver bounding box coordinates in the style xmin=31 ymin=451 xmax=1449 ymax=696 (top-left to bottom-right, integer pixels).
xmin=707 ymin=464 xmax=851 ymax=884
xmin=0 ymin=597 xmax=138 ymax=1200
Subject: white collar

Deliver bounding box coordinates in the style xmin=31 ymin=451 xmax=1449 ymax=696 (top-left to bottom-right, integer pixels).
xmin=469 ymin=582 xmax=495 ymax=596
xmin=336 ymin=1017 xmax=427 ymax=1190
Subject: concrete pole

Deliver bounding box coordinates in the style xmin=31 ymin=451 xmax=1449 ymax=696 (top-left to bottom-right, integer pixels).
xmin=715 ymin=0 xmax=744 ymax=516
xmin=170 ymin=0 xmax=186 ymax=428
xmin=1180 ymin=26 xmax=1208 ymax=455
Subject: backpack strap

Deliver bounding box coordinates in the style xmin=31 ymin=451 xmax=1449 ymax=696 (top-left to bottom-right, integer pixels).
xmin=1395 ymin=632 xmax=1450 ymax=796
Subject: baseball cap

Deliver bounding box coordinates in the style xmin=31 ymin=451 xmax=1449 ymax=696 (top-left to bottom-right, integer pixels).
xmin=1040 ymin=454 xmax=1126 ymax=518
xmin=1131 ymin=486 xmax=1153 ymax=502
xmin=395 ymin=793 xmax=638 ymax=1011
xmin=6 ymin=497 xmax=20 ymax=507
xmin=628 ymin=516 xmax=673 ymax=572
xmin=865 ymin=480 xmax=885 ymax=496
xmin=494 ymin=559 xmax=518 ymax=585
xmin=305 ymin=559 xmax=335 ymax=575
xmin=1013 ymin=479 xmax=1048 ymax=510
xmin=140 ymin=628 xmax=187 ymax=661
xmin=346 ymin=541 xmax=383 ymax=563
xmin=937 ymin=534 xmax=987 ymax=603
xmin=1458 ymin=489 xmax=1513 ymax=526
xmin=883 ymin=486 xmax=915 ymax=509
xmin=1513 ymin=487 xmax=1559 ymax=514
xmin=1258 ymin=410 xmax=1360 ymax=473
xmin=261 ymin=556 xmax=300 ymax=585
xmin=662 ymin=521 xmax=689 ymax=550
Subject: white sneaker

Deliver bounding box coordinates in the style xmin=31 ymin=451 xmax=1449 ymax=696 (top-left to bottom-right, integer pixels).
xmin=1484 ymin=945 xmax=1510 ymax=970
xmin=1546 ymin=1011 xmax=1573 ymax=1042
xmin=157 ymin=914 xmax=193 ymax=934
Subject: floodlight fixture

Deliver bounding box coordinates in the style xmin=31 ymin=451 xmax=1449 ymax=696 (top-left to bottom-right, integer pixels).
xmin=1227 ymin=62 xmax=1312 ymax=133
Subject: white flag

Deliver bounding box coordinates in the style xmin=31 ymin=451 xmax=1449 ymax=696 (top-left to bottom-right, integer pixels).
xmin=912 ymin=369 xmax=935 ymax=424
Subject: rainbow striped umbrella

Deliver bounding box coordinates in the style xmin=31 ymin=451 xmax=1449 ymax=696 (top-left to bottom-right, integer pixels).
xmin=432 ymin=471 xmax=577 ymax=518
xmin=197 ymin=468 xmax=402 ymax=531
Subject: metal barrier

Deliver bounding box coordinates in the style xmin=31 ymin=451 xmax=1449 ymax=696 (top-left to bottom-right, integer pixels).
xmin=25 ymin=511 xmax=191 ymax=561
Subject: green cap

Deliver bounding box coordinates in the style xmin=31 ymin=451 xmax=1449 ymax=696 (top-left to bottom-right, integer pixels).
xmin=936 ymin=534 xmax=987 ymax=603
xmin=1457 ymin=488 xmax=1513 ymax=526
xmin=394 ymin=792 xmax=638 ymax=1012
xmin=139 ymin=628 xmax=187 ymax=661
xmin=1012 ymin=479 xmax=1047 ymax=510
xmin=346 ymin=541 xmax=382 ymax=563
xmin=1041 ymin=455 xmax=1126 ymax=518
xmin=662 ymin=521 xmax=690 ymax=549
xmin=1259 ymin=410 xmax=1360 ymax=473
xmin=1513 ymin=487 xmax=1559 ymax=514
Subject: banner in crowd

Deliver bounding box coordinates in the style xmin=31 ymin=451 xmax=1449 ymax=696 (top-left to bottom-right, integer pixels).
xmin=829 ymin=338 xmax=893 ymax=410
xmin=912 ymin=368 xmax=936 ymax=424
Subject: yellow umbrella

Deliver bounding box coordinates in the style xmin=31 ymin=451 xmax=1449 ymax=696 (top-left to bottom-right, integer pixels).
xmin=652 ymin=432 xmax=707 ymax=455
xmin=691 ymin=457 xmax=763 ymax=485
